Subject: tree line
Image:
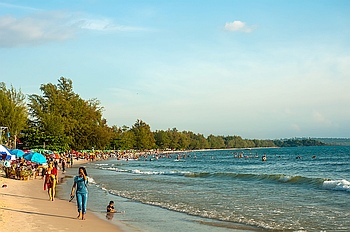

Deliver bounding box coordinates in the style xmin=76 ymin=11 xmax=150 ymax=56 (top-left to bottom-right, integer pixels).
xmin=0 ymin=77 xmax=326 ymax=151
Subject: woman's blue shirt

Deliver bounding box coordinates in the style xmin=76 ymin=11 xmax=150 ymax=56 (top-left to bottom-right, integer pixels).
xmin=74 ymin=176 xmax=88 ymax=194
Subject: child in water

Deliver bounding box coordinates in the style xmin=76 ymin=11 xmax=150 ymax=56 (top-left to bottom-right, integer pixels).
xmin=107 ymin=201 xmax=116 ymax=213
xmin=106 ymin=201 xmax=116 ymax=220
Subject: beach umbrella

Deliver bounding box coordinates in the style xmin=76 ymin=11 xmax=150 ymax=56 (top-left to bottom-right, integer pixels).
xmin=10 ymin=149 xmax=25 ymax=158
xmin=23 ymin=152 xmax=47 ymax=164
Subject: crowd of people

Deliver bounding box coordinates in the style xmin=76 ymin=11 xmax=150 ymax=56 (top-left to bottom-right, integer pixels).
xmin=1 ymin=154 xmax=73 ymax=181
xmin=1 ymin=150 xmax=121 ymax=181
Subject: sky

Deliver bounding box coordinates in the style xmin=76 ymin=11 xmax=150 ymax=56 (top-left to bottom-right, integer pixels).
xmin=0 ymin=0 xmax=349 ymax=139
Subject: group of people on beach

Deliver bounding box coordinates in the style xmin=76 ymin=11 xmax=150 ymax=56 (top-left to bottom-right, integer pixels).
xmin=39 ymin=154 xmax=119 ymax=220
xmin=3 ymin=158 xmax=38 ymax=180
xmin=43 ymin=160 xmax=117 ymax=220
xmin=1 ymin=149 xmax=123 ymax=222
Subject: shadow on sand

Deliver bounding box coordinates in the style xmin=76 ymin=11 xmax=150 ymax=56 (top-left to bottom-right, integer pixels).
xmin=0 ymin=207 xmax=76 ymax=220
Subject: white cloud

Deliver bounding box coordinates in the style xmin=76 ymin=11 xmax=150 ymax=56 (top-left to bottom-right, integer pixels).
xmin=0 ymin=11 xmax=146 ymax=47
xmin=75 ymin=18 xmax=147 ymax=32
xmin=78 ymin=18 xmax=114 ymax=31
xmin=224 ymin=20 xmax=255 ymax=32
xmin=0 ymin=2 xmax=41 ymax=12
xmin=0 ymin=13 xmax=75 ymax=47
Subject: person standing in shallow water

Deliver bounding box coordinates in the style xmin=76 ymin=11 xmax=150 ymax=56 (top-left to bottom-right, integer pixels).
xmin=70 ymin=167 xmax=88 ymax=220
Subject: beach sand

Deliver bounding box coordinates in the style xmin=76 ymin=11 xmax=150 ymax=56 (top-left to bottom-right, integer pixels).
xmin=0 ymin=160 xmax=123 ymax=232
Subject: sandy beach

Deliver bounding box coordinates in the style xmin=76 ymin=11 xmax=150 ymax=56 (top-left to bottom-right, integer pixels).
xmin=0 ymin=160 xmax=123 ymax=232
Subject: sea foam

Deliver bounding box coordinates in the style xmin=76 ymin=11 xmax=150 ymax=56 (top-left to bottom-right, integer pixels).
xmin=88 ymin=176 xmax=96 ymax=184
xmin=322 ymin=179 xmax=350 ymax=192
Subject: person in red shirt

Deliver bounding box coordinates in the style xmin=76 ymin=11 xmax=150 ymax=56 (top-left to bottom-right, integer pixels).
xmin=44 ymin=162 xmax=58 ymax=201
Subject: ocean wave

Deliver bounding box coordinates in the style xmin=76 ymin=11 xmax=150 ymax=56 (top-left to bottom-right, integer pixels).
xmin=182 ymin=172 xmax=331 ymax=190
xmin=99 ymin=166 xmax=329 ymax=188
xmin=131 ymin=169 xmax=192 ymax=176
xmin=132 ymin=169 xmax=164 ymax=175
xmin=100 ymin=167 xmax=118 ymax=171
xmin=88 ymin=176 xmax=96 ymax=184
xmin=94 ymin=163 xmax=109 ymax=166
xmin=184 ymin=172 xmax=211 ymax=178
xmin=322 ymin=179 xmax=350 ymax=192
xmin=99 ymin=166 xmax=130 ymax=172
xmin=98 ymin=166 xmax=193 ymax=176
xmin=96 ymin=164 xmax=348 ymax=193
xmin=258 ymin=174 xmax=326 ymax=186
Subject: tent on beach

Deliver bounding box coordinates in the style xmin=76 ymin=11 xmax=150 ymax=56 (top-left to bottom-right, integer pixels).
xmin=0 ymin=145 xmax=15 ymax=160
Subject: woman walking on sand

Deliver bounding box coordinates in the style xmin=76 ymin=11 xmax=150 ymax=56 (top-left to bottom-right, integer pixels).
xmin=44 ymin=162 xmax=58 ymax=201
xmin=70 ymin=167 xmax=88 ymax=220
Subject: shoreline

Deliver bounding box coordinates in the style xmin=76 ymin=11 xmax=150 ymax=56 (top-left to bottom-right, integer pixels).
xmin=0 ymin=159 xmax=123 ymax=232
xmin=0 ymin=157 xmax=258 ymax=232
xmin=63 ymin=159 xmax=260 ymax=232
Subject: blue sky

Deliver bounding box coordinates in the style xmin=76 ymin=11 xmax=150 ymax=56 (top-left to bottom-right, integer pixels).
xmin=1 ymin=0 xmax=349 ymax=139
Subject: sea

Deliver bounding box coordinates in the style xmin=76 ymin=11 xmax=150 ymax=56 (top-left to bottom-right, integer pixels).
xmin=57 ymin=146 xmax=350 ymax=232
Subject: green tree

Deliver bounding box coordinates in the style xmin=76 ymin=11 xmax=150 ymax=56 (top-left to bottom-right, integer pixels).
xmin=178 ymin=132 xmax=191 ymax=150
xmin=27 ymin=77 xmax=112 ymax=150
xmin=110 ymin=125 xmax=136 ymax=150
xmin=183 ymin=131 xmax=201 ymax=150
xmin=0 ymin=83 xmax=28 ymax=148
xmin=225 ymin=136 xmax=236 ymax=148
xmin=21 ymin=127 xmax=70 ymax=151
xmin=119 ymin=130 xmax=136 ymax=150
xmin=197 ymin=133 xmax=210 ymax=149
xmin=131 ymin=119 xmax=155 ymax=150
xmin=110 ymin=125 xmax=123 ymax=150
xmin=235 ymin=136 xmax=247 ymax=148
xmin=244 ymin=139 xmax=255 ymax=148
xmin=184 ymin=131 xmax=209 ymax=150
xmin=154 ymin=130 xmax=171 ymax=149
xmin=207 ymin=134 xmax=225 ymax=149
xmin=168 ymin=128 xmax=182 ymax=150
